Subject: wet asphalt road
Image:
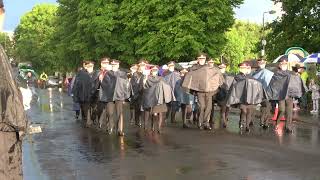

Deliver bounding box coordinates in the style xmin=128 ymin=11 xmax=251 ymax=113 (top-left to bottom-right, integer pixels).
xmin=22 ymin=89 xmax=320 ymax=180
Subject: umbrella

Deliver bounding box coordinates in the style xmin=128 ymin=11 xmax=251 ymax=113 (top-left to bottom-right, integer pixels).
xmin=301 ymin=53 xmax=320 ymax=63
xmin=272 ymin=54 xmax=304 ymax=63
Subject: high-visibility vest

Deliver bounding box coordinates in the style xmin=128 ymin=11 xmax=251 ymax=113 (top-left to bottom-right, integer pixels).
xmin=40 ymin=73 xmax=48 ymax=81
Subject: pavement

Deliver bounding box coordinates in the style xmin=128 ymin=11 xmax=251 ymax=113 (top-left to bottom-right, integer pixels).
xmin=22 ymin=89 xmax=320 ymax=180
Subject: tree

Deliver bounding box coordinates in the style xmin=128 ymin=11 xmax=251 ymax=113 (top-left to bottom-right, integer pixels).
xmin=0 ymin=32 xmax=14 ymax=60
xmin=266 ymin=0 xmax=320 ymax=60
xmin=119 ymin=0 xmax=244 ymax=64
xmin=14 ymin=4 xmax=58 ymax=73
xmin=221 ymin=21 xmax=262 ymax=72
xmin=55 ymin=0 xmax=244 ymax=67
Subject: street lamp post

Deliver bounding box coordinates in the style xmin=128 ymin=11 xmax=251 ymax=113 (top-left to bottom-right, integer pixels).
xmin=261 ymin=10 xmax=276 ymax=57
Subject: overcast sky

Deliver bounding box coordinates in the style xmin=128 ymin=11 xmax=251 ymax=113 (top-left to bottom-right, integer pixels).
xmin=3 ymin=0 xmax=281 ymax=32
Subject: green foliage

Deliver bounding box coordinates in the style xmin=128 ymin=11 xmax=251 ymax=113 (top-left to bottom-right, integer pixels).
xmin=222 ymin=21 xmax=262 ymax=72
xmin=14 ymin=1 xmax=245 ymax=72
xmin=266 ymin=0 xmax=320 ymax=60
xmin=54 ymin=0 xmax=243 ymax=68
xmin=0 ymin=32 xmax=14 ymax=59
xmin=14 ymin=4 xmax=58 ymax=74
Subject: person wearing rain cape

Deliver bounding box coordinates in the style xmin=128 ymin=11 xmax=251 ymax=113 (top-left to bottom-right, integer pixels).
xmin=251 ymin=59 xmax=274 ymax=129
xmin=266 ymin=58 xmax=306 ymax=133
xmin=227 ymin=62 xmax=264 ymax=132
xmin=129 ymin=60 xmax=148 ymax=127
xmin=72 ymin=61 xmax=99 ymax=128
xmin=214 ymin=63 xmax=234 ymax=128
xmin=142 ymin=66 xmax=174 ymax=133
xmin=94 ymin=57 xmax=112 ymax=131
xmin=163 ymin=61 xmax=181 ymax=123
xmin=98 ymin=59 xmax=130 ymax=136
xmin=182 ymin=53 xmax=224 ymax=130
xmin=174 ymin=68 xmax=194 ymax=128
xmin=0 ymin=45 xmax=28 ymax=180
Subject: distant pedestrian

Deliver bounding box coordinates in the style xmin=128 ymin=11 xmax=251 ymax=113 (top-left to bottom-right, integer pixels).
xmin=309 ymin=79 xmax=319 ymax=113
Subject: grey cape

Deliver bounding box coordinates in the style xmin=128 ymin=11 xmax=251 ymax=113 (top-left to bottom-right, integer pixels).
xmin=129 ymin=72 xmax=144 ymax=103
xmin=174 ymin=78 xmax=194 ymax=105
xmin=227 ymin=74 xmax=264 ymax=105
xmin=142 ymin=76 xmax=174 ymax=109
xmin=72 ymin=70 xmax=98 ymax=103
xmin=182 ymin=65 xmax=224 ymax=93
xmin=0 ymin=45 xmax=25 ymax=180
xmin=215 ymin=74 xmax=234 ymax=105
xmin=266 ymin=70 xmax=306 ymax=101
xmin=99 ymin=70 xmax=130 ymax=102
xmin=252 ymin=68 xmax=274 ymax=89
xmin=0 ymin=46 xmax=27 ymax=133
xmin=163 ymin=71 xmax=181 ymax=99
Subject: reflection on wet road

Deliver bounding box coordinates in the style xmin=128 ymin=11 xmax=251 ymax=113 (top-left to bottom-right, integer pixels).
xmin=23 ymin=89 xmax=320 ymax=180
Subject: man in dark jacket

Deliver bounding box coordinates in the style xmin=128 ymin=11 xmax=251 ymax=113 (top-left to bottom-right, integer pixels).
xmin=72 ymin=60 xmax=98 ymax=127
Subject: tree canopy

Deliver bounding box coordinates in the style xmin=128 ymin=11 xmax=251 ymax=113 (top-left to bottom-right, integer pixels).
xmin=266 ymin=0 xmax=320 ymax=60
xmin=14 ymin=4 xmax=58 ymax=73
xmin=14 ymin=1 xmax=247 ymax=72
xmin=0 ymin=32 xmax=14 ymax=59
xmin=222 ymin=21 xmax=262 ymax=72
xmin=54 ymin=0 xmax=243 ymax=69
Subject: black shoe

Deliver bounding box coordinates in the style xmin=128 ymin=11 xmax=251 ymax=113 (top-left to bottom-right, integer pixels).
xmin=183 ymin=123 xmax=190 ymax=129
xmin=285 ymin=128 xmax=293 ymax=133
xmin=222 ymin=123 xmax=227 ymax=128
xmin=245 ymin=127 xmax=250 ymax=132
xmin=107 ymin=128 xmax=113 ymax=135
xmin=261 ymin=124 xmax=269 ymax=130
xmin=118 ymin=131 xmax=125 ymax=136
xmin=135 ymin=122 xmax=142 ymax=127
xmin=204 ymin=125 xmax=212 ymax=131
xmin=249 ymin=121 xmax=254 ymax=127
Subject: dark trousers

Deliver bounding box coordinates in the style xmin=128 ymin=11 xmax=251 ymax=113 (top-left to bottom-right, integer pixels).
xmin=260 ymin=100 xmax=271 ymax=126
xmin=115 ymin=100 xmax=124 ymax=132
xmin=166 ymin=102 xmax=177 ymax=123
xmin=209 ymin=100 xmax=215 ymax=127
xmin=220 ymin=104 xmax=230 ymax=126
xmin=240 ymin=104 xmax=254 ymax=129
xmin=144 ymin=110 xmax=163 ymax=131
xmin=181 ymin=104 xmax=192 ymax=125
xmin=99 ymin=102 xmax=114 ymax=130
xmin=80 ymin=103 xmax=91 ymax=126
xmin=90 ymin=100 xmax=101 ymax=125
xmin=276 ymin=98 xmax=294 ymax=130
xmin=197 ymin=92 xmax=215 ymax=127
xmin=101 ymin=101 xmax=123 ymax=132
